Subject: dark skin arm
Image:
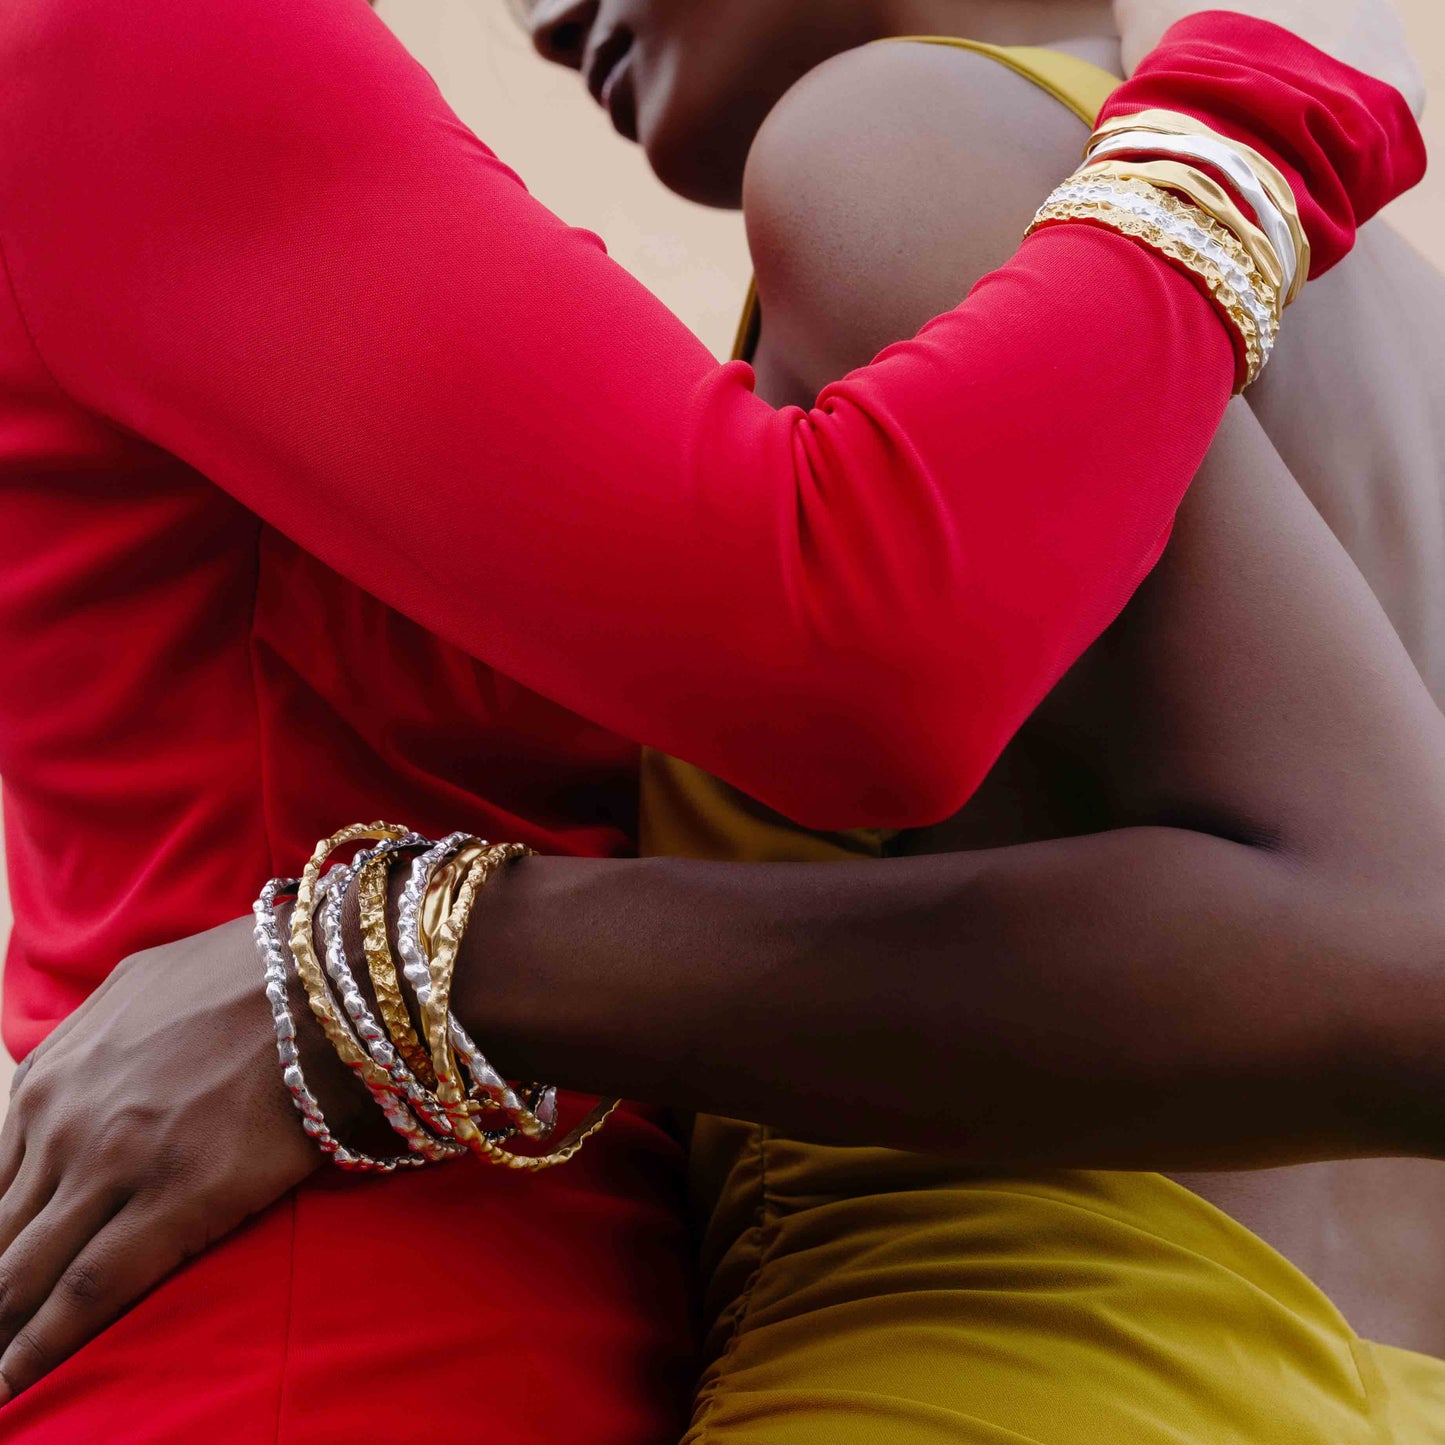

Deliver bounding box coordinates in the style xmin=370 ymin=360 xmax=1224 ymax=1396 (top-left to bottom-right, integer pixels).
xmin=458 ymin=409 xmax=1445 ymax=1169
xmin=449 ymin=40 xmax=1445 ymax=1167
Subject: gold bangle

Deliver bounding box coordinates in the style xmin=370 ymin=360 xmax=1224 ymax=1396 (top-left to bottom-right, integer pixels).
xmin=417 ymin=842 xmax=525 ymax=1141
xmin=417 ymin=840 xmax=492 ymax=962
xmin=481 ymin=1096 xmax=621 ymax=1174
xmin=418 ymin=841 xmax=620 ymax=1171
xmin=1081 ymin=156 xmax=1285 ymax=300
xmin=417 ymin=839 xmax=560 ymax=1138
xmin=1028 ymin=175 xmax=1274 ymax=389
xmin=289 ymin=821 xmax=457 ymax=1161
xmin=418 ymin=839 xmax=505 ymax=1131
xmin=357 ymin=853 xmax=436 ymax=1088
xmin=290 ymin=822 xmax=412 ymax=1085
xmin=1088 ymin=108 xmax=1309 ymax=301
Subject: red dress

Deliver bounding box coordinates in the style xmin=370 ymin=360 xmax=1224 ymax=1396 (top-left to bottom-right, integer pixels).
xmin=0 ymin=0 xmax=1420 ymax=1437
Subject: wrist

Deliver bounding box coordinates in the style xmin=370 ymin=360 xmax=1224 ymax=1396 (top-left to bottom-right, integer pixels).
xmin=447 ymin=852 xmax=578 ymax=1085
xmin=451 ymin=852 xmax=681 ymax=1104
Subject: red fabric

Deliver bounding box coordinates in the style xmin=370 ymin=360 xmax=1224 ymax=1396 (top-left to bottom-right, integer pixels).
xmin=1106 ymin=11 xmax=1427 ymax=277
xmin=0 ymin=1115 xmax=698 ymax=1443
xmin=0 ymin=0 xmax=1422 ymax=1437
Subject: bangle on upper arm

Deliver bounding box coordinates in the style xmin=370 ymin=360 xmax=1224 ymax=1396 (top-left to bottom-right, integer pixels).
xmin=1027 ymin=108 xmax=1309 ymax=391
xmin=1080 ymin=157 xmax=1286 ymax=297
xmin=1027 ymin=174 xmax=1278 ymax=390
xmin=1085 ymin=110 xmax=1309 ymax=303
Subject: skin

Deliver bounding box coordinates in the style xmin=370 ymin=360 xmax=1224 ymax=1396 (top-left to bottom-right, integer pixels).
xmin=0 ymin=0 xmax=1435 ymax=1405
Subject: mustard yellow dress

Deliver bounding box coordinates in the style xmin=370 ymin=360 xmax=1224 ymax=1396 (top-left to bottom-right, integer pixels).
xmin=643 ymin=38 xmax=1445 ymax=1445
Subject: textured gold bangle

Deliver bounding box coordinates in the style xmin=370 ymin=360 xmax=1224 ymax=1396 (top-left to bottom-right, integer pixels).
xmin=289 ymin=821 xmax=449 ymax=1160
xmin=291 ymin=822 xmax=411 ymax=1081
xmin=418 ymin=842 xmax=524 ymax=1141
xmin=478 ymin=1096 xmax=621 ymax=1174
xmin=357 ymin=852 xmax=436 ymax=1088
xmin=1088 ymin=108 xmax=1309 ymax=302
xmin=1081 ymin=156 xmax=1285 ymax=299
xmin=1028 ymin=175 xmax=1276 ymax=389
xmin=418 ymin=842 xmax=620 ymax=1171
xmin=418 ymin=842 xmax=560 ymax=1139
xmin=418 ymin=841 xmax=492 ymax=963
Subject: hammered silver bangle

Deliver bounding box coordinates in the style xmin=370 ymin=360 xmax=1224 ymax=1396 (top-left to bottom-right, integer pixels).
xmin=254 ymin=876 xmax=425 ymax=1174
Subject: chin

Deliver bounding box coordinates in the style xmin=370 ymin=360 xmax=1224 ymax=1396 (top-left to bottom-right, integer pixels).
xmin=640 ymin=106 xmax=754 ymax=210
xmin=645 ymin=141 xmax=743 ymax=209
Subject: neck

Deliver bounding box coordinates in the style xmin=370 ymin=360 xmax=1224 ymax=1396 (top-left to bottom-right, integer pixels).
xmin=873 ymin=0 xmax=1116 ymax=48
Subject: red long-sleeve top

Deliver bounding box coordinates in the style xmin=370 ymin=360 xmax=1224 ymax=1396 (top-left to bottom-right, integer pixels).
xmin=0 ymin=0 xmax=1423 ymax=1056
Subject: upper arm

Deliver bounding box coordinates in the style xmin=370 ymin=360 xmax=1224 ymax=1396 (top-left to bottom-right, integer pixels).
xmin=1084 ymin=403 xmax=1445 ymax=874
xmin=742 ymin=41 xmax=1091 ymax=394
xmin=748 ymin=46 xmax=1445 ymax=885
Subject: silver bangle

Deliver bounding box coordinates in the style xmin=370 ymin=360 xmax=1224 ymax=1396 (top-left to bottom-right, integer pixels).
xmin=254 ymin=876 xmax=426 ymax=1173
xmin=1084 ymin=128 xmax=1298 ymax=298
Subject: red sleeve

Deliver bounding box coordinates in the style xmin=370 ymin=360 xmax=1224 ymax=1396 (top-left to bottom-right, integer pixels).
xmin=0 ymin=0 xmax=1423 ymax=830
xmin=1104 ymin=11 xmax=1426 ymax=276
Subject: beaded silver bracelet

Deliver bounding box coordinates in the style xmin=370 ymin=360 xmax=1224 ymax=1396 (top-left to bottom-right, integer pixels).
xmin=254 ymin=876 xmax=425 ymax=1173
xmin=307 ymin=860 xmax=452 ymax=1161
xmin=316 ymin=837 xmax=456 ymax=1136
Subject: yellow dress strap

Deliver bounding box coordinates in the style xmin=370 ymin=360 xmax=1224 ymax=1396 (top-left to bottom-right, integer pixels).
xmin=730 ymin=277 xmax=762 ymax=368
xmin=890 ymin=37 xmax=1118 ymax=126
xmin=731 ymin=39 xmax=1120 ymax=363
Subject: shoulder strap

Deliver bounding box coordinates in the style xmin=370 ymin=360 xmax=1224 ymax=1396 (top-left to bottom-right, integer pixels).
xmin=732 ymin=39 xmax=1120 ymax=363
xmin=889 ymin=37 xmax=1118 ymax=126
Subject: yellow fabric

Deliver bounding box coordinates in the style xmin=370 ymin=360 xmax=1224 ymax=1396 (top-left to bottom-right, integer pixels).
xmin=890 ymin=37 xmax=1120 ymax=124
xmin=639 ymin=748 xmax=887 ymax=862
xmin=644 ymin=37 xmax=1445 ymax=1444
xmin=684 ymin=1141 xmax=1445 ymax=1444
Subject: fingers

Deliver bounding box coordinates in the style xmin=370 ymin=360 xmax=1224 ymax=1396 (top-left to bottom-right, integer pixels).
xmin=0 ymin=1060 xmax=52 ymax=1239
xmin=0 ymin=1184 xmax=125 ymax=1404
xmin=0 ymin=1153 xmax=53 ymax=1261
xmin=0 ymin=1198 xmax=179 ymax=1404
xmin=0 ymin=1125 xmax=28 ymax=1210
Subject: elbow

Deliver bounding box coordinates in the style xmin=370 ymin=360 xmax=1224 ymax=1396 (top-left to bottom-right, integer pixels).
xmin=756 ymin=664 xmax=997 ymax=833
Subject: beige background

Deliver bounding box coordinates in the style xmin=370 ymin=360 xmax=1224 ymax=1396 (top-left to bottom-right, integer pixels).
xmin=0 ymin=0 xmax=1441 ymax=1057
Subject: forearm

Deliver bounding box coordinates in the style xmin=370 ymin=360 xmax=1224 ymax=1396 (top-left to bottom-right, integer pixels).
xmin=456 ymin=836 xmax=1445 ymax=1168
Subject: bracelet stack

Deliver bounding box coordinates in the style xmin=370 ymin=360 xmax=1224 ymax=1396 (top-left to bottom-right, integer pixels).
xmin=254 ymin=821 xmax=617 ymax=1173
xmin=1026 ymin=108 xmax=1308 ymax=391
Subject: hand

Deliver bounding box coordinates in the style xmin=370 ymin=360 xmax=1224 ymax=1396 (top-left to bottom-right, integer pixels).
xmin=0 ymin=916 xmax=345 ymax=1403
xmin=1112 ymin=0 xmax=1426 ymax=116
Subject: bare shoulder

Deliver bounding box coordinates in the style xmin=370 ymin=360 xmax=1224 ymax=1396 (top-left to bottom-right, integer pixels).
xmin=742 ymin=39 xmax=1101 ymax=391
